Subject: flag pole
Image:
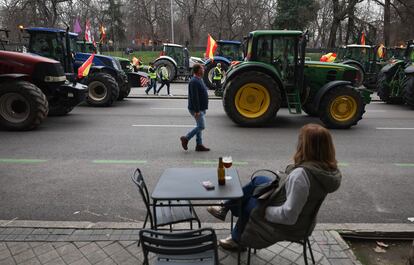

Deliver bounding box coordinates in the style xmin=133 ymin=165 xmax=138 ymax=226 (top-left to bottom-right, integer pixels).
xmin=170 ymin=0 xmax=174 ymax=43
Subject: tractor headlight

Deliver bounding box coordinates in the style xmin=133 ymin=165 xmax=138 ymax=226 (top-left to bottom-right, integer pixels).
xmin=44 ymin=76 xmax=67 ymax=82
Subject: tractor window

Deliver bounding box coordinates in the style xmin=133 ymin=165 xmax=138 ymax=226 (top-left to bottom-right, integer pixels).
xmin=216 ymin=43 xmax=242 ymax=60
xmin=165 ymin=46 xmax=184 ymax=66
xmin=29 ymin=33 xmax=63 ymax=61
xmin=256 ymin=36 xmax=271 ymax=63
xmin=272 ymin=37 xmax=296 ymax=80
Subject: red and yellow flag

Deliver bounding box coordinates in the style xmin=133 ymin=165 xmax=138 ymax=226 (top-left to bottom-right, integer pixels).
xmin=320 ymin=52 xmax=337 ymax=62
xmin=77 ymin=54 xmax=95 ymax=79
xmin=205 ymin=34 xmax=218 ymax=60
xmin=360 ymin=32 xmax=366 ymax=45
xmin=377 ymin=44 xmax=385 ymax=59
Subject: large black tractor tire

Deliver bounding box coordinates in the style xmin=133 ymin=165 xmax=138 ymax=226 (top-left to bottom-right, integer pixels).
xmin=302 ymin=102 xmax=318 ymax=117
xmin=319 ymin=85 xmax=365 ymax=129
xmin=377 ymin=72 xmax=404 ymax=104
xmin=203 ymin=61 xmax=229 ymax=90
xmin=403 ymin=76 xmax=414 ymax=107
xmin=85 ymin=72 xmax=119 ymax=107
xmin=117 ymin=82 xmax=131 ymax=100
xmin=344 ymin=62 xmax=365 ymax=87
xmin=154 ymin=59 xmax=176 ymax=83
xmin=223 ymin=71 xmax=281 ymax=126
xmin=48 ymin=105 xmax=74 ymax=116
xmin=0 ymin=80 xmax=48 ymax=131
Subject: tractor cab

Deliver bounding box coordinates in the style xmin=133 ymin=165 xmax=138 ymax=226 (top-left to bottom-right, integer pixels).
xmin=216 ymin=40 xmax=243 ymax=61
xmin=244 ymin=30 xmax=304 ymax=89
xmin=77 ymin=41 xmax=98 ymax=54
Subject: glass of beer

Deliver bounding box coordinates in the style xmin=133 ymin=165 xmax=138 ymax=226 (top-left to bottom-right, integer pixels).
xmin=222 ymin=156 xmax=233 ymax=178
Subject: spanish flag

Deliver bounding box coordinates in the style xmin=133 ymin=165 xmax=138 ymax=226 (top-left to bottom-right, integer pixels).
xmin=377 ymin=44 xmax=385 ymax=59
xmin=205 ymin=34 xmax=218 ymax=60
xmin=360 ymin=32 xmax=366 ymax=45
xmin=77 ymin=54 xmax=95 ymax=79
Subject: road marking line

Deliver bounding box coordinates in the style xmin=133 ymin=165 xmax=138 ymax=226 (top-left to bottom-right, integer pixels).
xmin=394 ymin=163 xmax=414 ymax=167
xmin=0 ymin=159 xmax=47 ymax=164
xmin=376 ymin=128 xmax=414 ymax=130
xmin=132 ymin=124 xmax=194 ymax=128
xmin=150 ymin=107 xmax=187 ymax=110
xmin=92 ymin=160 xmax=147 ymax=164
xmin=193 ymin=160 xmax=248 ymax=166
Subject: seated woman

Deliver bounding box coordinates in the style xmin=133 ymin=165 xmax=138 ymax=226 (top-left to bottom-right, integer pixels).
xmin=207 ymin=123 xmax=342 ymax=250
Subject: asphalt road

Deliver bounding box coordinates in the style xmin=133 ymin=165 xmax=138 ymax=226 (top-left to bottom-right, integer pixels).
xmin=0 ymin=87 xmax=413 ymax=224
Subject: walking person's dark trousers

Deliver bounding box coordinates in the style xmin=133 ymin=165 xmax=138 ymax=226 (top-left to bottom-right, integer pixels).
xmin=145 ymin=79 xmax=157 ymax=94
xmin=157 ymin=81 xmax=170 ymax=95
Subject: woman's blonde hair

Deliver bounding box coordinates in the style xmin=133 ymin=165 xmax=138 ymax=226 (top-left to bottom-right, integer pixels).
xmin=293 ymin=124 xmax=337 ymax=171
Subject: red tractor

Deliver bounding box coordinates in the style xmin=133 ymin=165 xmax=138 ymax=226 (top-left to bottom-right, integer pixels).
xmin=0 ymin=29 xmax=87 ymax=131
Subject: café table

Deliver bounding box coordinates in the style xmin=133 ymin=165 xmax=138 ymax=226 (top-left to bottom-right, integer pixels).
xmin=152 ymin=167 xmax=244 ymax=265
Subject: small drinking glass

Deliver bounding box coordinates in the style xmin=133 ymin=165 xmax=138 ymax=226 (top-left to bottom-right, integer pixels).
xmin=222 ymin=156 xmax=233 ymax=179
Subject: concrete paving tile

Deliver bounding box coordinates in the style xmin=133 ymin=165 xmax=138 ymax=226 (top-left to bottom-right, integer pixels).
xmin=286 ymin=242 xmax=304 ymax=254
xmin=118 ymin=241 xmax=135 ymax=247
xmin=125 ymin=244 xmax=143 ymax=261
xmin=279 ymin=248 xmax=301 ymax=262
xmin=109 ymin=249 xmax=134 ymax=264
xmin=268 ymin=255 xmax=293 ymax=265
xmin=13 ymin=249 xmax=36 ymax=264
xmin=73 ymin=242 xmax=89 ymax=248
xmin=327 ymin=258 xmax=355 ymax=265
xmin=121 ymin=257 xmax=141 ymax=265
xmin=24 ymin=235 xmax=48 ymax=241
xmin=51 ymin=242 xmax=70 ymax=249
xmin=1 ymin=229 xmax=15 ymax=235
xmin=52 ymin=229 xmax=74 ymax=235
xmin=266 ymin=243 xmax=285 ymax=255
xmin=0 ymin=248 xmax=12 ymax=261
xmin=0 ymin=235 xmax=9 ymax=241
xmin=96 ymin=241 xmax=113 ymax=248
xmin=319 ymin=244 xmax=349 ymax=259
xmin=84 ymin=249 xmax=108 ymax=264
xmin=8 ymin=242 xmax=31 ymax=256
xmin=44 ymin=257 xmax=66 ymax=265
xmin=28 ymin=242 xmax=44 ymax=248
xmin=0 ymin=243 xmax=6 ymax=251
xmin=252 ymin=248 xmax=277 ymax=262
xmin=32 ymin=243 xmax=55 ymax=256
xmin=68 ymin=257 xmax=92 ymax=265
xmin=30 ymin=229 xmax=49 ymax=235
xmin=19 ymin=257 xmax=42 ymax=265
xmin=102 ymin=242 xmax=124 ymax=256
xmin=36 ymin=249 xmax=60 ymax=264
xmin=56 ymin=243 xmax=78 ymax=256
xmin=96 ymin=257 xmax=116 ymax=265
xmin=60 ymin=249 xmax=84 ymax=264
xmin=317 ymin=257 xmax=332 ymax=265
xmin=79 ymin=242 xmax=100 ymax=255
xmin=0 ymin=257 xmax=16 ymax=265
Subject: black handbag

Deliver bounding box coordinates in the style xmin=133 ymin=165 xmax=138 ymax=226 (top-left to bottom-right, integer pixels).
xmin=251 ymin=169 xmax=284 ymax=199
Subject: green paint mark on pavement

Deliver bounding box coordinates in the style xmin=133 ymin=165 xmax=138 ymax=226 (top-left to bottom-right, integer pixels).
xmin=394 ymin=163 xmax=414 ymax=167
xmin=0 ymin=159 xmax=47 ymax=164
xmin=338 ymin=162 xmax=349 ymax=167
xmin=193 ymin=160 xmax=248 ymax=166
xmin=93 ymin=160 xmax=147 ymax=164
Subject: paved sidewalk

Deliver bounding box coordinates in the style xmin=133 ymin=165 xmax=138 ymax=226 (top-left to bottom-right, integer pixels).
xmin=0 ymin=223 xmax=361 ymax=265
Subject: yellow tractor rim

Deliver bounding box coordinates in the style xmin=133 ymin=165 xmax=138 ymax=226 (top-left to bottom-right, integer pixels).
xmin=330 ymin=95 xmax=357 ymax=122
xmin=235 ymin=83 xmax=270 ymax=118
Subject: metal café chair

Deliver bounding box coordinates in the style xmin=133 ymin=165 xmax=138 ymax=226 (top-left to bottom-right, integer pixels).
xmin=131 ymin=168 xmax=201 ymax=245
xmin=246 ymin=197 xmax=327 ymax=265
xmin=140 ymin=228 xmax=218 ymax=265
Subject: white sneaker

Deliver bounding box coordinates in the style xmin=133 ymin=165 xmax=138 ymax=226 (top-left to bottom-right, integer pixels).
xmin=168 ymin=94 xmax=173 ymax=96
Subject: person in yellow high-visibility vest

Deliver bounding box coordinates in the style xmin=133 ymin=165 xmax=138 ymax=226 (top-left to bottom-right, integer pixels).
xmin=156 ymin=65 xmax=172 ymax=96
xmin=145 ymin=62 xmax=157 ymax=95
xmin=213 ymin=63 xmax=223 ymax=90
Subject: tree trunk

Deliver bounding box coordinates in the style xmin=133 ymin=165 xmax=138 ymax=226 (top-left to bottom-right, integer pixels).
xmin=384 ymin=0 xmax=391 ymax=46
xmin=327 ymin=18 xmax=340 ymax=48
xmin=345 ymin=9 xmax=354 ymax=44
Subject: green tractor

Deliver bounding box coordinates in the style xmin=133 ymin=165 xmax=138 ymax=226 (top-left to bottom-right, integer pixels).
xmin=154 ymin=43 xmax=205 ymax=82
xmin=222 ymin=30 xmax=370 ymax=129
xmin=335 ymin=44 xmax=387 ymax=89
xmin=377 ymin=40 xmax=414 ymax=104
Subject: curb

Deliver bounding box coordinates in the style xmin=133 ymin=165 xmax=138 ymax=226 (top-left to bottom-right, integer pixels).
xmin=128 ymin=95 xmax=221 ymax=100
xmin=1 ymin=220 xmax=413 ymax=233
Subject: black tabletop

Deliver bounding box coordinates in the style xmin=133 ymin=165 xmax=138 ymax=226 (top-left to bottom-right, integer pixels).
xmin=152 ymin=168 xmax=243 ymax=200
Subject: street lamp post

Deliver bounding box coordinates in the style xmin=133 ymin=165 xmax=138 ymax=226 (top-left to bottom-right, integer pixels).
xmin=170 ymin=0 xmax=174 ymax=43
